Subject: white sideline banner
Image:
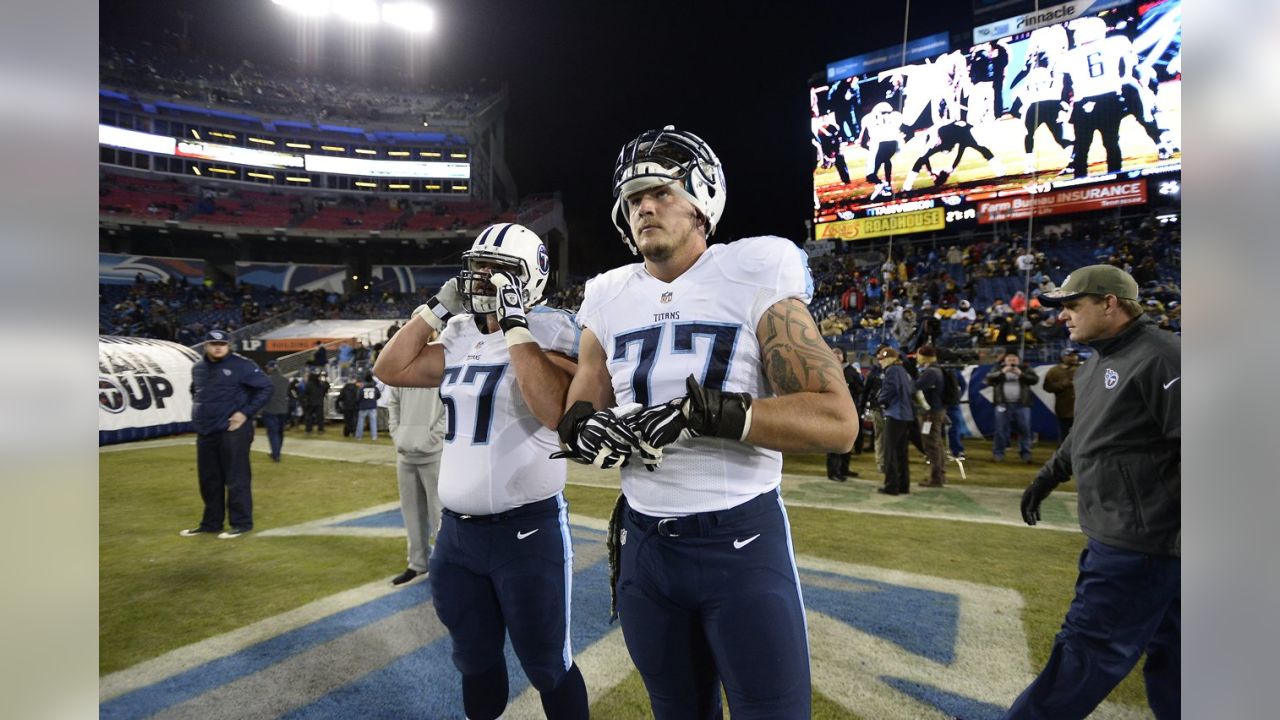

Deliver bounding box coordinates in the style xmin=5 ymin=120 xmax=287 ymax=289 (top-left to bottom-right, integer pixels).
xmin=99 ymin=336 xmax=200 ymax=445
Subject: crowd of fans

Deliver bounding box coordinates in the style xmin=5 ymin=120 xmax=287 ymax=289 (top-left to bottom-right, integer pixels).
xmin=100 ymin=36 xmax=499 ymax=126
xmin=101 ymin=215 xmax=1180 ymax=359
xmin=807 ymin=215 xmax=1181 ymax=357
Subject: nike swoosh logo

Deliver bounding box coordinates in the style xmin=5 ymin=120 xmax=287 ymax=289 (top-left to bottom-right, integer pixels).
xmin=733 ymin=534 xmax=761 ymax=550
xmin=516 ymin=529 xmax=539 ymax=540
xmin=1163 ymin=377 xmax=1180 ymax=390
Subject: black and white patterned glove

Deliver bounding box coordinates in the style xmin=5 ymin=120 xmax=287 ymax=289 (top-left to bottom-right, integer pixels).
xmin=551 ymin=401 xmax=642 ymax=469
xmin=626 ymin=399 xmax=691 ymax=471
xmin=489 ymin=271 xmax=533 ymax=346
xmin=414 ymin=277 xmax=465 ymax=333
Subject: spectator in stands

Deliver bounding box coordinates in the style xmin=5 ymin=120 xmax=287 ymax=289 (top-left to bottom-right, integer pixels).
xmin=988 ymin=297 xmax=1013 ymax=320
xmin=876 ymin=346 xmax=915 ymax=495
xmin=337 ymin=376 xmax=359 ymax=437
xmin=985 ymin=351 xmax=1040 ymax=463
xmin=1042 ymin=349 xmax=1081 ymax=442
xmin=1009 ymin=290 xmax=1028 ymax=314
xmin=302 ymin=371 xmax=329 ymax=434
xmin=1015 ymin=247 xmax=1037 ymax=275
xmin=260 ymin=359 xmax=290 ymax=462
xmin=355 ymin=373 xmax=381 ymax=440
xmin=387 ymin=321 xmax=401 ymax=340
xmin=893 ymin=307 xmax=917 ymax=349
xmin=913 ymin=345 xmax=947 ymax=487
xmin=180 ymin=330 xmax=271 ymax=539
xmin=954 ymin=299 xmax=977 ymax=322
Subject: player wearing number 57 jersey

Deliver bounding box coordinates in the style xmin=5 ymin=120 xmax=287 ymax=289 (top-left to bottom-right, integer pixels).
xmin=557 ymin=126 xmax=858 ymax=719
xmin=373 ymin=222 xmax=588 ymax=720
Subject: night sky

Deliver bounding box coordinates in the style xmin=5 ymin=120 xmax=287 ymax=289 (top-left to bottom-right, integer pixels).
xmin=101 ymin=0 xmax=973 ymax=274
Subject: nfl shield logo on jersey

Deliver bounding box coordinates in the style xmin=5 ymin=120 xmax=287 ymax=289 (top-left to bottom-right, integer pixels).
xmin=1104 ymin=368 xmax=1119 ymax=389
xmin=660 ymin=292 xmax=673 ymax=304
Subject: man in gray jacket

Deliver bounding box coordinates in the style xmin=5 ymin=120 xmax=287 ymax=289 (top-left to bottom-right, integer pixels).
xmin=1009 ymin=265 xmax=1180 ymax=719
xmin=387 ymin=377 xmax=447 ymax=587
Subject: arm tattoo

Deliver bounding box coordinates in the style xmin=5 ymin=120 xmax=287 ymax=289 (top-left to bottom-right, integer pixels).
xmin=759 ymin=299 xmax=843 ymax=396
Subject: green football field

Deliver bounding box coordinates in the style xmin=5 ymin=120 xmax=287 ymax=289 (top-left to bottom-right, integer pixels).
xmin=100 ymin=430 xmax=1155 ymax=718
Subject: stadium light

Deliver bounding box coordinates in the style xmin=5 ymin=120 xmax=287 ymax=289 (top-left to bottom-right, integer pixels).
xmin=272 ymin=0 xmax=332 ymax=17
xmin=332 ymin=0 xmax=379 ymax=24
xmin=382 ymin=2 xmax=435 ymax=32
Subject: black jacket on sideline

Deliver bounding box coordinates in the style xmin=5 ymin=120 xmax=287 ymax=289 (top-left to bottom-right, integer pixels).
xmin=1036 ymin=316 xmax=1180 ymax=556
xmin=190 ymin=353 xmax=272 ymax=435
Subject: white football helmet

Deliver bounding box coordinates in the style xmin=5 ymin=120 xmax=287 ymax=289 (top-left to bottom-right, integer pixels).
xmin=1070 ymin=16 xmax=1108 ymax=46
xmin=611 ymin=125 xmax=726 ymax=255
xmin=458 ymin=223 xmax=550 ymax=314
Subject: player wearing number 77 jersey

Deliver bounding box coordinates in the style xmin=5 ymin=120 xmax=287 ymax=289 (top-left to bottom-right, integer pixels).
xmin=558 ymin=125 xmax=858 ymax=719
xmin=373 ymin=222 xmax=589 ymax=720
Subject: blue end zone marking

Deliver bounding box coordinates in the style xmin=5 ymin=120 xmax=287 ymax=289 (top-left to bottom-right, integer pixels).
xmin=801 ymin=568 xmax=960 ymax=664
xmin=334 ymin=509 xmax=405 ymax=528
xmin=282 ymin=553 xmax=615 ymax=719
xmin=99 ymin=583 xmax=435 ymax=720
xmin=881 ymin=676 xmax=1009 ymax=720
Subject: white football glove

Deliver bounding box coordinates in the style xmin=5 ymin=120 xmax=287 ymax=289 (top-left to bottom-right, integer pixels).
xmin=414 ymin=277 xmax=465 ymax=333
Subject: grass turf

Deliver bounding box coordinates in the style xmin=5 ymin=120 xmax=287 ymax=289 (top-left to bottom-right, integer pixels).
xmin=101 ymin=444 xmax=1145 ymax=717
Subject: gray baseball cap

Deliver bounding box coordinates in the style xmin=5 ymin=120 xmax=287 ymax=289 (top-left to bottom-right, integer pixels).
xmin=1039 ymin=264 xmax=1139 ymax=306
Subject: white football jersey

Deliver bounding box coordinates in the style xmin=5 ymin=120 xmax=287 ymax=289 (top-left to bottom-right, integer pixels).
xmin=1062 ymin=36 xmax=1128 ymax=99
xmin=436 ymin=306 xmax=579 ymax=515
xmin=577 ymin=235 xmax=814 ymax=516
xmin=864 ymin=109 xmax=904 ymax=145
xmin=1020 ymin=65 xmax=1063 ymax=104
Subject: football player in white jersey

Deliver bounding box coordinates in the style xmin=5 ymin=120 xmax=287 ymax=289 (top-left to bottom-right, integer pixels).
xmin=1060 ymin=16 xmax=1130 ymax=178
xmin=857 ymin=102 xmax=907 ymax=200
xmin=373 ymin=223 xmax=587 ymax=720
xmin=556 ymin=126 xmax=858 ymax=719
xmin=1011 ymin=51 xmax=1073 ymax=174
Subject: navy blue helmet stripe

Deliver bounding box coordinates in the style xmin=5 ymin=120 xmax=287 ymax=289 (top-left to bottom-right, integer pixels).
xmin=491 ymin=223 xmax=514 ymax=247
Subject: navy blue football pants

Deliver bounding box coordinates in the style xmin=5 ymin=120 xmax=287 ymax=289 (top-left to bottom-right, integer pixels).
xmin=1004 ymin=538 xmax=1180 ymax=719
xmin=194 ymin=423 xmax=254 ymax=531
xmin=429 ymin=494 xmax=584 ymax=719
xmin=617 ymin=488 xmax=811 ymax=720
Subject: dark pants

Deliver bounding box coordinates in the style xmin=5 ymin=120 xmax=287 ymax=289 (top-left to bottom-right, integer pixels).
xmin=304 ymin=404 xmax=324 ymax=433
xmin=342 ymin=410 xmax=357 ymax=437
xmin=946 ymin=404 xmax=967 ymax=457
xmin=262 ymin=413 xmax=286 ymax=460
xmin=882 ymin=418 xmax=914 ymax=494
xmin=1004 ymin=539 xmax=1180 ymax=719
xmin=1024 ymin=99 xmax=1071 ymax=153
xmin=1056 ymin=416 xmax=1074 ymax=443
xmin=919 ymin=409 xmax=947 ymax=486
xmin=1071 ymin=92 xmax=1123 ymax=177
xmin=826 ymin=452 xmax=851 ymax=479
xmin=430 ymin=494 xmax=586 ymax=720
xmin=617 ymin=490 xmax=810 ymax=720
xmin=194 ymin=423 xmax=254 ymax=531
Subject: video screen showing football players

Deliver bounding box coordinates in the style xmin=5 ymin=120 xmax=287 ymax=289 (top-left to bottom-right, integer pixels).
xmin=811 ymin=0 xmax=1182 ymax=225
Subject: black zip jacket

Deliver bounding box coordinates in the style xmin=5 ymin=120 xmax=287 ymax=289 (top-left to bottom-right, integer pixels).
xmin=190 ymin=353 xmax=272 ymax=435
xmin=1037 ymin=316 xmax=1180 ymax=556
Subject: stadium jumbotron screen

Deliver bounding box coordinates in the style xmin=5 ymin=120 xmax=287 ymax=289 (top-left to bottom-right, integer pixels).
xmin=811 ymin=0 xmax=1181 ymax=240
